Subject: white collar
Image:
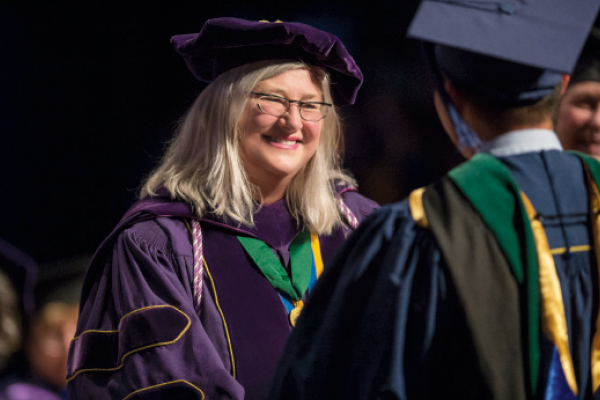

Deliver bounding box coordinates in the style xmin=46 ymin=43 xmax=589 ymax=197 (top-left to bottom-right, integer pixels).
xmin=477 ymin=129 xmax=563 ymax=157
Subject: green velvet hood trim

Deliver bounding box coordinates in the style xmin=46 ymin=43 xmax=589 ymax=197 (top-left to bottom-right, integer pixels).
xmin=447 ymin=151 xmax=600 ymax=397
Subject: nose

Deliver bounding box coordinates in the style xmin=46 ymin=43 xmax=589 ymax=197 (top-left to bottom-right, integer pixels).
xmin=278 ymin=103 xmax=303 ymax=131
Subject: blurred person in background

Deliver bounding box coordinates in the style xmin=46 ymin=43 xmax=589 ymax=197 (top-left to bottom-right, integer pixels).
xmin=0 ymin=253 xmax=88 ymax=400
xmin=556 ymin=27 xmax=600 ymax=161
xmin=0 ymin=238 xmax=36 ymax=381
xmin=67 ymin=18 xmax=377 ymax=400
xmin=0 ymin=271 xmax=20 ymax=377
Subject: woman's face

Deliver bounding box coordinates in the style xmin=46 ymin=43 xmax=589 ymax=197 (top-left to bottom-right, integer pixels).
xmin=555 ymin=81 xmax=600 ymax=160
xmin=238 ymin=68 xmax=324 ymax=190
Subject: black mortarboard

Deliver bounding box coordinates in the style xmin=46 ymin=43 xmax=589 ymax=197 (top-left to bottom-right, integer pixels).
xmin=571 ymin=27 xmax=600 ymax=85
xmin=0 ymin=238 xmax=37 ymax=320
xmin=36 ymin=254 xmax=91 ymax=309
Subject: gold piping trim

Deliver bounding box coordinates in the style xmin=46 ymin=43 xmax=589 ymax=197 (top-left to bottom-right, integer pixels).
xmin=204 ymin=258 xmax=236 ymax=379
xmin=549 ymin=245 xmax=591 ymax=255
xmin=183 ymin=219 xmax=236 ymax=378
xmin=582 ymin=165 xmax=600 ymax=392
xmin=408 ymin=187 xmax=428 ymax=228
xmin=521 ymin=192 xmax=578 ymax=394
xmin=122 ymin=379 xmax=205 ymax=400
xmin=310 ymin=232 xmax=324 ymax=279
xmin=72 ymin=328 xmax=119 ymax=337
xmin=67 ymin=305 xmax=191 ymax=382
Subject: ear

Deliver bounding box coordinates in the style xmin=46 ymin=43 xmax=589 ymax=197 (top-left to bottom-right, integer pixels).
xmin=433 ymin=90 xmax=476 ymax=159
xmin=560 ymin=74 xmax=571 ymax=95
xmin=444 ymin=80 xmax=466 ymax=113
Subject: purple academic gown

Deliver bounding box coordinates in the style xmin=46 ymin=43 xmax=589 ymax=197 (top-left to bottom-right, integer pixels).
xmin=66 ymin=187 xmax=377 ymax=400
xmin=0 ymin=379 xmax=65 ymax=400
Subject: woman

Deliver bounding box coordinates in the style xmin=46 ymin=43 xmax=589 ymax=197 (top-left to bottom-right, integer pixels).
xmin=66 ymin=18 xmax=377 ymax=400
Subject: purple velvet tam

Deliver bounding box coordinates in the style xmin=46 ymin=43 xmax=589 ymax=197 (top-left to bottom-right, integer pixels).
xmin=171 ymin=17 xmax=363 ymax=105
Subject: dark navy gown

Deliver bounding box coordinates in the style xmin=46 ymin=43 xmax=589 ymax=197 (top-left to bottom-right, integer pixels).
xmin=267 ymin=130 xmax=598 ymax=400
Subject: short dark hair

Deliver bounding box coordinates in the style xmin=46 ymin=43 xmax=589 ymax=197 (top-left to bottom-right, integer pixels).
xmin=452 ymin=80 xmax=563 ymax=135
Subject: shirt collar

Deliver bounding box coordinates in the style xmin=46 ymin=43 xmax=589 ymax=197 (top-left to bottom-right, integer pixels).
xmin=477 ymin=129 xmax=563 ymax=157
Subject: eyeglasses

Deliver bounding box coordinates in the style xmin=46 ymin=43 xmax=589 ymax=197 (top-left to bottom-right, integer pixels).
xmin=250 ymin=91 xmax=332 ymax=122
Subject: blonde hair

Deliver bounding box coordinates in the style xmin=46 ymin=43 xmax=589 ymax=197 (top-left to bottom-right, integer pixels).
xmin=142 ymin=60 xmax=356 ymax=235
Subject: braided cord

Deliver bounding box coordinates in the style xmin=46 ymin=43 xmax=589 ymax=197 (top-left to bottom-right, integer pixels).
xmin=336 ymin=198 xmax=359 ymax=230
xmin=191 ymin=220 xmax=204 ymax=314
xmin=190 ymin=198 xmax=356 ymax=311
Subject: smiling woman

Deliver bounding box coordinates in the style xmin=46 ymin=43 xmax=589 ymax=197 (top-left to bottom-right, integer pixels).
xmin=239 ymin=69 xmax=326 ymax=205
xmin=66 ymin=17 xmax=378 ymax=400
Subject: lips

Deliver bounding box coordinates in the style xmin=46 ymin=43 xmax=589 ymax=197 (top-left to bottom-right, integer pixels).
xmin=270 ymin=137 xmax=297 ymax=145
xmin=265 ymin=135 xmax=301 ymax=143
xmin=263 ymin=135 xmax=302 ymax=149
xmin=585 ymin=142 xmax=600 ymax=156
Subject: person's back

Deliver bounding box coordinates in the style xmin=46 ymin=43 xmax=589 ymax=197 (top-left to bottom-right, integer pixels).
xmin=266 ymin=1 xmax=600 ymax=399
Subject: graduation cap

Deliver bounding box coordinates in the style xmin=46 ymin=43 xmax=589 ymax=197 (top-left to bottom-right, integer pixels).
xmin=408 ymin=0 xmax=600 ymax=74
xmin=35 ymin=254 xmax=91 ymax=309
xmin=0 ymin=238 xmax=37 ymax=320
xmin=171 ymin=17 xmax=363 ymax=105
xmin=408 ymin=0 xmax=600 ymax=105
xmin=571 ymin=27 xmax=600 ymax=85
xmin=405 ymin=0 xmax=600 ymax=151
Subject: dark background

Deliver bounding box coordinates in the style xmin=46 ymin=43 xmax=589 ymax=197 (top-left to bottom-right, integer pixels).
xmin=1 ymin=1 xmax=462 ymax=264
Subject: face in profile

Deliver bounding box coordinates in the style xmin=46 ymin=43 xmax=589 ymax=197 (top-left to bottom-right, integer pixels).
xmin=555 ymin=80 xmax=600 ymax=160
xmin=237 ymin=68 xmax=324 ymax=192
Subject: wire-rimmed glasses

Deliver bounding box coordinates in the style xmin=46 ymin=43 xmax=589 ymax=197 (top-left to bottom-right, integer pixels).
xmin=250 ymin=91 xmax=332 ymax=122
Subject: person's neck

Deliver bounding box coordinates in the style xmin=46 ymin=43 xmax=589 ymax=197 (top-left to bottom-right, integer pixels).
xmin=470 ymin=117 xmax=554 ymax=143
xmin=250 ymin=175 xmax=292 ymax=205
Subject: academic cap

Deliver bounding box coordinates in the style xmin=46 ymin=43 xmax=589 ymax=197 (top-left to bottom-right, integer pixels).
xmin=408 ymin=0 xmax=600 ymax=105
xmin=571 ymin=27 xmax=600 ymax=85
xmin=408 ymin=0 xmax=600 ymax=74
xmin=35 ymin=253 xmax=91 ymax=309
xmin=0 ymin=238 xmax=37 ymax=320
xmin=171 ymin=17 xmax=363 ymax=105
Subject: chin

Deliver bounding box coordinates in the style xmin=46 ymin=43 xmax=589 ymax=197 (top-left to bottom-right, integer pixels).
xmin=264 ymin=159 xmax=305 ymax=178
xmin=268 ymin=167 xmax=301 ymax=180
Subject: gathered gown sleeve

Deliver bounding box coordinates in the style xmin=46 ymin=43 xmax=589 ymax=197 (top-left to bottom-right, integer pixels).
xmin=266 ymin=201 xmax=468 ymax=400
xmin=339 ymin=189 xmax=380 ymax=223
xmin=67 ymin=217 xmax=244 ymax=400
